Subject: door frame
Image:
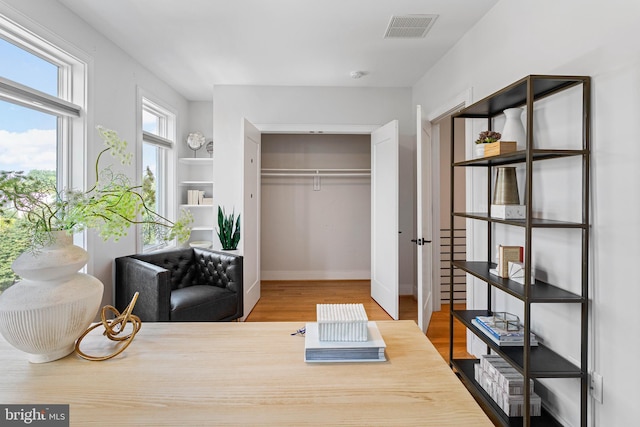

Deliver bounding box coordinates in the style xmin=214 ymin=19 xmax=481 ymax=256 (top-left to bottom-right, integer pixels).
xmin=425 ymin=89 xmax=475 ymax=310
xmin=253 ymin=122 xmax=396 ymax=315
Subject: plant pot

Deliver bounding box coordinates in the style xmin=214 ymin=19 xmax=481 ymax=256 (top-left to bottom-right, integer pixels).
xmin=0 ymin=231 xmax=103 ymax=363
xmin=484 ymin=141 xmax=517 ymax=157
xmin=474 ymin=144 xmax=485 ymax=158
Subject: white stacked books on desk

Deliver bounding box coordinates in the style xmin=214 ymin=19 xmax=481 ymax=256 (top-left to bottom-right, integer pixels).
xmin=304 ymin=321 xmax=386 ymax=362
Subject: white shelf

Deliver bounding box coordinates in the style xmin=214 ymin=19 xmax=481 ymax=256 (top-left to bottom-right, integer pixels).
xmin=178 ymin=155 xmax=214 ymax=241
xmin=190 ymin=226 xmax=214 ymax=231
xmin=179 ymin=157 xmax=213 ymax=164
xmin=179 ymin=181 xmax=214 ymax=186
xmin=180 ymin=204 xmax=214 ymax=208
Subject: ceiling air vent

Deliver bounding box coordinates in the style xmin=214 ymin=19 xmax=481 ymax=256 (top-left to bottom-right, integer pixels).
xmin=384 ymin=14 xmax=438 ymax=39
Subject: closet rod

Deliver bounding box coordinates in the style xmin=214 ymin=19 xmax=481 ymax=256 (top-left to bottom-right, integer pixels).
xmin=261 ymin=168 xmax=370 ymax=173
xmin=261 ymin=168 xmax=370 ymax=178
xmin=261 ymin=172 xmax=370 ymax=177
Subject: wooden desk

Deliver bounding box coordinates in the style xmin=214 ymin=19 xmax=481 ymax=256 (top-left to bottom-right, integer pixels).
xmin=0 ymin=321 xmax=492 ymax=426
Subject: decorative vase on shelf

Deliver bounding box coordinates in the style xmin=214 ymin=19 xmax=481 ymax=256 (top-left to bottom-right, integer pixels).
xmin=493 ymin=167 xmax=520 ymax=205
xmin=0 ymin=231 xmax=103 ymax=363
xmin=501 ymin=108 xmax=526 ymax=150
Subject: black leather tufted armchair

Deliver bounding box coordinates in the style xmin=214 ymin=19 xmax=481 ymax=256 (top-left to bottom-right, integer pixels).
xmin=115 ymin=248 xmax=243 ymax=322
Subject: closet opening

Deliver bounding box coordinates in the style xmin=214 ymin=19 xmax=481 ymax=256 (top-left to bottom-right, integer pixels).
xmin=260 ymin=133 xmax=372 ymax=281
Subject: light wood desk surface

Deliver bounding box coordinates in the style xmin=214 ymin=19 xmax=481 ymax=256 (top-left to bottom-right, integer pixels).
xmin=0 ymin=320 xmax=492 ymax=426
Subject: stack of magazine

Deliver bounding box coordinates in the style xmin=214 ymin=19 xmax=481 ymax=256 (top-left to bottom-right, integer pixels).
xmin=304 ymin=321 xmax=386 ymax=362
xmin=471 ymin=315 xmax=538 ymax=347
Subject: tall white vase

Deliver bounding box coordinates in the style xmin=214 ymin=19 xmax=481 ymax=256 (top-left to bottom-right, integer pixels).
xmin=501 ymin=108 xmax=526 ymax=150
xmin=0 ymin=231 xmax=103 ymax=363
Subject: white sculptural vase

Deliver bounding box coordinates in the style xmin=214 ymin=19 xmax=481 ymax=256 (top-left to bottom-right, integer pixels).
xmin=0 ymin=231 xmax=103 ymax=363
xmin=501 ymin=107 xmax=527 ymax=150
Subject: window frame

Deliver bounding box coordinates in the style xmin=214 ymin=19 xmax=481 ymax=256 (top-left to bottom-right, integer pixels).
xmin=0 ymin=12 xmax=87 ymax=250
xmin=137 ymin=92 xmax=177 ymax=253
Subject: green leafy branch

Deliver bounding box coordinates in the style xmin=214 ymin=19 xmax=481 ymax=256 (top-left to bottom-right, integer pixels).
xmin=0 ymin=126 xmax=193 ymax=250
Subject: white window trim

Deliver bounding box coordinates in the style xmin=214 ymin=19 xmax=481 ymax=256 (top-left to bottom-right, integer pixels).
xmin=137 ymin=89 xmax=177 ymax=252
xmin=0 ymin=7 xmax=88 ymax=256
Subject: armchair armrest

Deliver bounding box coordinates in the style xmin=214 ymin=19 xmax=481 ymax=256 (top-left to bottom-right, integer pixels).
xmin=115 ymin=256 xmax=172 ymax=321
xmin=193 ymin=249 xmax=244 ymax=319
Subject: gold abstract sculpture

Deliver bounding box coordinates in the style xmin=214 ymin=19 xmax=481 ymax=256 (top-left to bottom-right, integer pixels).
xmin=75 ymin=292 xmax=142 ymax=361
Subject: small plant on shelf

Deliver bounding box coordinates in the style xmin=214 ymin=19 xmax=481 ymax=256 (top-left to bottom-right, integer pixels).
xmin=216 ymin=206 xmax=240 ymax=250
xmin=475 ymin=130 xmax=501 ymax=144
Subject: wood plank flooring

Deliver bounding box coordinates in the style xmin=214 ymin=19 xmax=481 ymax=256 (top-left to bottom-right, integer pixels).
xmin=245 ymin=280 xmax=471 ymax=362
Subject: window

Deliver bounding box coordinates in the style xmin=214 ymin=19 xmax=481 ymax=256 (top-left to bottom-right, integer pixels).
xmin=0 ymin=15 xmax=85 ymax=292
xmin=140 ymin=96 xmax=175 ymax=252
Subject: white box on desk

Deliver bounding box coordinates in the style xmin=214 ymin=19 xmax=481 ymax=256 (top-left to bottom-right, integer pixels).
xmin=491 ymin=204 xmax=526 ymax=219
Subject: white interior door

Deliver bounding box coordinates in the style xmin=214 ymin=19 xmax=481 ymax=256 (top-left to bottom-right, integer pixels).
xmin=370 ymin=120 xmax=399 ymax=320
xmin=242 ymin=118 xmax=261 ymax=318
xmin=416 ymin=105 xmax=434 ymax=333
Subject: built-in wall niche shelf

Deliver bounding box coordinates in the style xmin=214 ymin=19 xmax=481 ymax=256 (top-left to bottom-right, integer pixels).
xmin=179 ymin=158 xmax=213 ymax=164
xmin=178 ymin=181 xmax=214 ymax=186
xmin=190 ymin=226 xmax=214 ymax=232
xmin=261 ymin=168 xmax=371 ymax=177
xmin=178 ymin=156 xmax=214 ymax=245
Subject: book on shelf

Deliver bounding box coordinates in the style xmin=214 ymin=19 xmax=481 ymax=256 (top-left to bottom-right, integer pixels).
xmin=187 ymin=190 xmax=206 ymax=205
xmin=497 ymin=245 xmax=523 ymax=278
xmin=304 ymin=321 xmax=386 ymax=362
xmin=472 ymin=316 xmax=538 ymax=347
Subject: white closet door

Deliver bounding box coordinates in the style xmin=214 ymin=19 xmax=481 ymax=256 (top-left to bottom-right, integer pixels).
xmin=242 ymin=118 xmax=261 ymax=317
xmin=416 ymin=105 xmax=434 ymax=333
xmin=370 ymin=120 xmax=399 ymax=320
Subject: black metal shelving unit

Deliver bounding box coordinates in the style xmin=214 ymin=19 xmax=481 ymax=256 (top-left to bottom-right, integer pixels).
xmin=448 ymin=75 xmax=590 ymax=427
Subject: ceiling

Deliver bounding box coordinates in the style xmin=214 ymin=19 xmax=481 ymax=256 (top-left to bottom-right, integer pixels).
xmin=58 ymin=0 xmax=498 ymax=101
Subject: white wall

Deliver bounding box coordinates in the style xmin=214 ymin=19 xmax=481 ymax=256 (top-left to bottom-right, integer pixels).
xmin=213 ymin=85 xmax=415 ymax=293
xmin=412 ymin=0 xmax=640 ymax=425
xmin=1 ymin=0 xmax=190 ymax=309
xmin=184 ymin=101 xmax=213 ymax=159
xmin=261 ymin=133 xmax=371 ymax=280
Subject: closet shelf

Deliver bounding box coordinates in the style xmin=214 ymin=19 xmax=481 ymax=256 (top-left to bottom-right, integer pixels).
xmin=261 ymin=168 xmax=370 ymax=177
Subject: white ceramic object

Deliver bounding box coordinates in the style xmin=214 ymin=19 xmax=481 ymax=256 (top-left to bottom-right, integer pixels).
xmin=316 ymin=303 xmax=368 ymax=342
xmin=0 ymin=231 xmax=103 ymax=363
xmin=501 ymin=107 xmax=526 ymax=150
xmin=474 ymin=144 xmax=485 ymax=158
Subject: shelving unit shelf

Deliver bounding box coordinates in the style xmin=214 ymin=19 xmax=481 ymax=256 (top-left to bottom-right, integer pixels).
xmin=178 ymin=157 xmax=214 ymax=245
xmin=448 ymin=75 xmax=590 ymax=427
xmin=453 ymin=359 xmax=564 ymax=427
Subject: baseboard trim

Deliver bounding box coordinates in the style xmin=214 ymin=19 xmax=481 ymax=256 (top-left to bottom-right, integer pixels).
xmin=261 ymin=270 xmax=370 ymax=281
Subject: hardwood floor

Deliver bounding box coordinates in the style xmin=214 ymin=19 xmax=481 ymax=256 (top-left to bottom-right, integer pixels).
xmin=245 ymin=280 xmax=471 ymax=362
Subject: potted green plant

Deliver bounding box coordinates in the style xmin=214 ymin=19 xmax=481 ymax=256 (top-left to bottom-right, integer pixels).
xmin=216 ymin=206 xmax=240 ymax=250
xmin=475 ymin=130 xmax=502 ymax=145
xmin=474 ymin=130 xmax=501 ymax=158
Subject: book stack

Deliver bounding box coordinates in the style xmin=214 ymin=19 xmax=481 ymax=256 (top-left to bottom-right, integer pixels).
xmin=304 ymin=321 xmax=386 ymax=362
xmin=474 ymin=354 xmax=541 ymax=417
xmin=472 ymin=315 xmax=538 ymax=346
xmin=187 ymin=190 xmax=205 ymax=205
xmin=304 ymin=304 xmax=386 ymax=362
